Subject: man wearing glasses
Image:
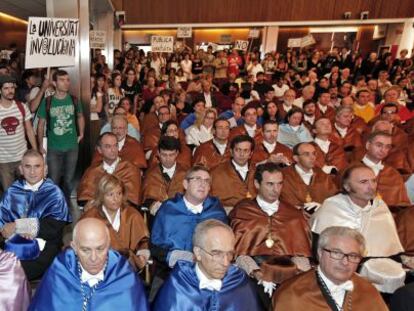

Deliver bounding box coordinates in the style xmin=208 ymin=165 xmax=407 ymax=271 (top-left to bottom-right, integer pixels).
xmin=153 ymin=219 xmax=260 ymax=310
xmin=273 ymin=226 xmax=388 ymax=310
xmin=150 ymin=165 xmax=227 ymax=299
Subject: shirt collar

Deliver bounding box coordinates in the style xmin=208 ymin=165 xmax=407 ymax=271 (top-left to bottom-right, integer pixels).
xmin=102 ymin=206 xmax=121 ymax=232
xmin=295 ymin=164 xmax=313 ymax=177
xmin=304 ymin=114 xmax=315 ymax=123
xmin=256 ymin=195 xmax=279 ymax=216
xmin=318 ymin=265 xmax=354 ymax=294
xmin=196 ymin=263 xmax=222 ymax=291
xmin=24 ymin=179 xmax=44 ymax=192
xmin=118 ymin=137 xmax=126 ymax=151
xmin=362 ymin=155 xmax=384 ymax=176
xmin=103 ymin=157 xmax=120 ymax=174
xmin=314 ymin=137 xmax=331 ymax=153
xmin=162 ymin=163 xmax=176 ymax=178
xmin=213 ymin=139 xmax=227 ymax=155
xmin=318 ymin=103 xmax=327 ymax=113
xmin=263 ymin=140 xmax=276 ymax=153
xmin=334 ymin=123 xmax=348 ymax=137
xmin=80 ymin=263 xmax=105 ymax=287
xmin=232 ymin=160 xmax=249 ymax=173
xmin=183 ymin=196 xmax=203 ymax=214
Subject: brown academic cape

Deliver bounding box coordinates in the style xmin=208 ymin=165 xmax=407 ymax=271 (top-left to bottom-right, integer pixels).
xmin=276 ymin=103 xmax=291 ymax=121
xmin=406 ymin=143 xmax=414 ymax=173
xmin=77 ymin=160 xmax=142 ymax=206
xmin=81 ymin=205 xmax=149 ymax=270
xmin=91 ymin=135 xmax=147 ymax=169
xmin=192 ymin=139 xmax=231 ymax=170
xmin=273 ymin=269 xmax=388 ymax=311
xmin=141 ymin=112 xmax=159 ymax=136
xmin=315 ymin=105 xmax=336 ymax=122
xmin=251 ymin=142 xmax=293 ymax=167
xmin=141 ymin=163 xmax=186 ymax=203
xmin=312 ymin=141 xmax=348 ymax=172
xmin=351 ymin=115 xmax=368 ymax=134
xmin=396 ymin=207 xmax=414 ymax=256
xmin=280 ymin=166 xmax=338 ymax=207
xmin=210 ymin=161 xmax=257 ymax=208
xmin=148 ymin=144 xmax=192 ymax=170
xmin=230 ymin=199 xmax=311 ymax=283
xmin=143 ymin=125 xmax=161 ymax=152
xmin=229 ymin=124 xmax=263 ymax=145
xmin=330 ymin=125 xmax=363 ymax=162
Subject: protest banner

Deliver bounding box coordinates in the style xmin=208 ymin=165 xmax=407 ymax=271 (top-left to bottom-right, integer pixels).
xmin=151 ymin=36 xmax=174 ymax=53
xmin=177 ymin=27 xmax=192 ymax=38
xmin=25 ymin=17 xmax=79 ymax=69
xmin=287 ymin=38 xmax=302 ymax=48
xmin=90 ymin=31 xmax=106 ymax=49
xmin=234 ymin=40 xmax=249 ymax=51
xmin=248 ymin=29 xmax=260 ymax=38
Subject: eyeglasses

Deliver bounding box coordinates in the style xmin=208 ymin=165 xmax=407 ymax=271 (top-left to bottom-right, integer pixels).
xmin=323 ymin=248 xmax=362 ymax=264
xmin=198 ymin=246 xmax=235 ymax=262
xmin=186 ymin=176 xmax=211 ymax=185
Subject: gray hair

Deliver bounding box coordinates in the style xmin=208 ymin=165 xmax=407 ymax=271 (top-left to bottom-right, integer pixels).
xmin=192 ymin=219 xmax=233 ymax=248
xmin=111 ymin=115 xmax=128 ymax=127
xmin=318 ymin=226 xmax=366 ymax=259
xmin=335 ymin=105 xmax=353 ymax=117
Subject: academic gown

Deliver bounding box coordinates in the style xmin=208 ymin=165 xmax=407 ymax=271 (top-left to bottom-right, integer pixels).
xmin=0 ymin=179 xmax=71 ymax=280
xmin=28 ymin=249 xmax=149 ymax=311
xmin=230 ymin=199 xmax=311 ymax=283
xmin=228 ymin=124 xmax=263 ymax=145
xmin=0 ymin=250 xmax=31 ymax=311
xmin=273 ymin=269 xmax=388 ymax=311
xmin=250 ymin=142 xmax=293 ymax=167
xmin=152 ymin=261 xmax=260 ymax=311
xmin=77 ymin=159 xmax=142 ymax=206
xmin=150 ymin=193 xmax=228 ymax=264
xmin=313 ymin=140 xmax=348 ymax=172
xmin=210 ymin=161 xmax=257 ymax=209
xmin=192 ymin=139 xmax=231 ymax=170
xmin=148 ymin=144 xmax=192 ymax=170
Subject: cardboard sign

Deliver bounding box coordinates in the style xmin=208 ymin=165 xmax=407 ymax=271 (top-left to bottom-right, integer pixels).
xmin=177 ymin=27 xmax=192 ymax=38
xmin=90 ymin=30 xmax=106 ymax=49
xmin=234 ymin=40 xmax=249 ymax=51
xmin=151 ymin=36 xmax=174 ymax=53
xmin=248 ymin=29 xmax=260 ymax=38
xmin=220 ymin=34 xmax=232 ymax=44
xmin=300 ymin=34 xmax=316 ymax=47
xmin=25 ymin=17 xmax=79 ymax=69
xmin=287 ymin=38 xmax=302 ymax=48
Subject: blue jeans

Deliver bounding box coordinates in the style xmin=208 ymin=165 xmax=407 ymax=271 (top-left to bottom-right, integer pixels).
xmin=47 ymin=147 xmax=78 ymax=202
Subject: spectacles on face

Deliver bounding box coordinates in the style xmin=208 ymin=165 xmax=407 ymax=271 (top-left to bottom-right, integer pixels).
xmin=186 ymin=176 xmax=211 ymax=185
xmin=198 ymin=246 xmax=235 ymax=262
xmin=323 ymin=248 xmax=362 ymax=264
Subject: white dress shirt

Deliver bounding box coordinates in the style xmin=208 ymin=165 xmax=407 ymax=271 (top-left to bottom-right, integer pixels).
xmin=118 ymin=137 xmax=126 ymax=151
xmin=318 ymin=266 xmax=353 ymax=308
xmin=232 ymin=160 xmax=249 ymax=180
xmin=317 ymin=103 xmax=327 ymax=114
xmin=304 ymin=114 xmax=315 ymax=125
xmin=257 ymin=195 xmax=279 ymax=216
xmin=183 ymin=196 xmax=203 ymax=214
xmin=263 ymin=141 xmax=276 ymax=154
xmin=103 ymin=157 xmax=120 ymax=174
xmin=213 ymin=139 xmax=227 ymax=155
xmin=362 ymin=155 xmax=384 ymax=177
xmin=196 ymin=264 xmax=222 ymax=291
xmin=244 ymin=124 xmax=257 ymax=138
xmin=80 ymin=264 xmax=105 ymax=287
xmin=282 ymin=103 xmax=292 ymax=113
xmin=334 ymin=124 xmax=347 ymax=138
xmin=295 ymin=164 xmax=313 ymax=185
xmin=314 ymin=137 xmax=331 ymax=154
xmin=24 ymin=179 xmax=44 ymax=192
xmin=102 ymin=206 xmax=121 ymax=232
xmin=204 ymin=92 xmax=212 ymax=108
xmin=162 ymin=163 xmax=176 ymax=179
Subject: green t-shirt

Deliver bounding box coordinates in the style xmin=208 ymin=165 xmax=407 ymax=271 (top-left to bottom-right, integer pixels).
xmin=38 ymin=94 xmax=83 ymax=151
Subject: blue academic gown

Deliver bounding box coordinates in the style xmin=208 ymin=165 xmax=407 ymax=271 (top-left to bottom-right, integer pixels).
xmin=151 ymin=193 xmax=228 ymax=262
xmin=29 ymin=249 xmax=149 ymax=311
xmin=153 ymin=261 xmax=260 ymax=311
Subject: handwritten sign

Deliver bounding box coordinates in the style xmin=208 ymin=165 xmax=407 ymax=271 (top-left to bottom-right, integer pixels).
xmin=177 ymin=27 xmax=192 ymax=38
xmin=287 ymin=38 xmax=302 ymax=48
xmin=90 ymin=31 xmax=106 ymax=49
xmin=220 ymin=34 xmax=232 ymax=44
xmin=300 ymin=34 xmax=316 ymax=47
xmin=25 ymin=17 xmax=79 ymax=69
xmin=248 ymin=29 xmax=260 ymax=38
xmin=234 ymin=40 xmax=249 ymax=51
xmin=151 ymin=36 xmax=174 ymax=53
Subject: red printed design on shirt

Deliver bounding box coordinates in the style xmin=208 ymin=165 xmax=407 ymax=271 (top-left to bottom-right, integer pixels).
xmin=1 ymin=116 xmax=19 ymax=135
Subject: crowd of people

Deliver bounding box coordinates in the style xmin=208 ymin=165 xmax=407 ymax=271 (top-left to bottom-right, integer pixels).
xmin=1 ymin=43 xmax=414 ymax=310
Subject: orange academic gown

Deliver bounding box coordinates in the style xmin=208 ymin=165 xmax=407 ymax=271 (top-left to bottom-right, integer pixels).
xmin=192 ymin=140 xmax=231 ymax=170
xmin=229 ymin=125 xmax=263 ymax=145
xmin=313 ymin=141 xmax=348 ymax=172
xmin=251 ymin=142 xmax=293 ymax=167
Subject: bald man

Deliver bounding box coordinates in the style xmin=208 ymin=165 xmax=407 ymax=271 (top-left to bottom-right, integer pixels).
xmin=29 ymin=218 xmax=149 ymax=311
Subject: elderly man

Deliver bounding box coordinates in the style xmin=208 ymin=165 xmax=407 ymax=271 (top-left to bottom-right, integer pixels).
xmin=251 ymin=120 xmax=293 ymax=167
xmin=0 ymin=150 xmax=71 ymax=280
xmin=29 ymin=218 xmax=149 ymax=310
xmin=192 ymin=117 xmax=231 ymax=170
xmin=311 ymin=164 xmax=406 ymax=293
xmin=150 ymin=165 xmax=227 ymax=299
xmin=273 ymin=226 xmax=388 ymax=310
xmin=142 ymin=136 xmax=186 ymax=215
xmin=0 ymin=250 xmax=31 ymax=311
xmin=230 ymin=163 xmax=311 ymax=309
xmin=293 ymin=85 xmax=315 ymax=109
xmin=92 ymin=115 xmax=146 ymax=169
xmin=280 ymin=142 xmax=338 ymax=214
xmin=153 ymin=219 xmax=260 ymax=311
xmin=77 ymin=132 xmax=141 ymax=207
xmin=276 ymin=88 xmax=296 ymax=120
xmin=211 ymin=135 xmax=257 ymax=212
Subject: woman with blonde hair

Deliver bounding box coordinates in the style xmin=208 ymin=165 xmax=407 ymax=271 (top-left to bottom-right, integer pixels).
xmin=186 ymin=108 xmax=217 ymax=147
xmin=81 ymin=174 xmax=150 ymax=271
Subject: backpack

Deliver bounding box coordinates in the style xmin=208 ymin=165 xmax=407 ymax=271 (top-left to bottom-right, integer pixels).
xmin=15 ymin=101 xmax=26 ymax=120
xmin=45 ymin=95 xmax=79 ymax=136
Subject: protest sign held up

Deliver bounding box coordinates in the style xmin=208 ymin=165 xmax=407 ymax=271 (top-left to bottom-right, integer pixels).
xmin=151 ymin=36 xmax=174 ymax=53
xmin=90 ymin=31 xmax=107 ymax=49
xmin=234 ymin=40 xmax=249 ymax=51
xmin=25 ymin=17 xmax=79 ymax=69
